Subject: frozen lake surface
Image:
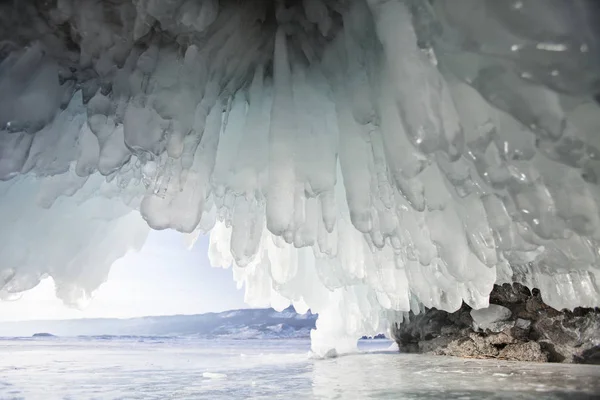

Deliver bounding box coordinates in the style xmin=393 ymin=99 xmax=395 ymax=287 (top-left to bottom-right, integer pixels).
xmin=0 ymin=337 xmax=599 ymax=399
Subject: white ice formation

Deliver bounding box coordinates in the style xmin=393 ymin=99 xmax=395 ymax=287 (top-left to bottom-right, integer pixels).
xmin=470 ymin=304 xmax=512 ymax=332
xmin=1 ymin=0 xmax=599 ymax=356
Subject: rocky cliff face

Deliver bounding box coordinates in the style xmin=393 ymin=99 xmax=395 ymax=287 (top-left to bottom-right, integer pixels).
xmin=391 ymin=283 xmax=600 ymax=364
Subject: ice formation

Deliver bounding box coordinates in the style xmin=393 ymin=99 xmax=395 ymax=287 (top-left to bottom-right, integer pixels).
xmin=1 ymin=0 xmax=599 ymax=356
xmin=470 ymin=304 xmax=512 ymax=332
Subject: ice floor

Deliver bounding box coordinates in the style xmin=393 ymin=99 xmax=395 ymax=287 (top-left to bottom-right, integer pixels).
xmin=0 ymin=337 xmax=599 ymax=399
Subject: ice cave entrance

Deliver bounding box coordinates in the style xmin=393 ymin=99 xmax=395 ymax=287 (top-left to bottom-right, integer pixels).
xmin=0 ymin=0 xmax=599 ymax=356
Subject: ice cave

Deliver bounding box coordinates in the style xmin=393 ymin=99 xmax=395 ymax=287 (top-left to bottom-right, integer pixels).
xmin=0 ymin=0 xmax=599 ymax=359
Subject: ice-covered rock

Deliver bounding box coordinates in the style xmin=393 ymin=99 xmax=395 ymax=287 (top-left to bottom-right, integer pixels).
xmin=391 ymin=283 xmax=600 ymax=363
xmin=515 ymin=318 xmax=531 ymax=330
xmin=471 ymin=305 xmax=512 ymax=332
xmin=0 ymin=0 xmax=599 ymax=356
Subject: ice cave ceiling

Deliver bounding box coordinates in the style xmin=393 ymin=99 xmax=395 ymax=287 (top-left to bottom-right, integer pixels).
xmin=0 ymin=0 xmax=599 ymax=354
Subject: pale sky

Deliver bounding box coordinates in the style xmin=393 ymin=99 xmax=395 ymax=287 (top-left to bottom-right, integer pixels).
xmin=0 ymin=230 xmax=248 ymax=322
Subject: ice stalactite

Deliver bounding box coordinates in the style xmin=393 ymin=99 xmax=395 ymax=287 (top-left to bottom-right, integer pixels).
xmin=1 ymin=0 xmax=600 ymax=356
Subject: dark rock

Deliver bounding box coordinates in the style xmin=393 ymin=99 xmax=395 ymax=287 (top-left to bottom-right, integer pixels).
xmin=391 ymin=283 xmax=600 ymax=363
xmin=575 ymin=345 xmax=600 ymax=364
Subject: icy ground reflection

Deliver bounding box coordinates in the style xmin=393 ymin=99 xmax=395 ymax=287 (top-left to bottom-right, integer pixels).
xmin=0 ymin=338 xmax=598 ymax=399
xmin=312 ymin=345 xmax=600 ymax=399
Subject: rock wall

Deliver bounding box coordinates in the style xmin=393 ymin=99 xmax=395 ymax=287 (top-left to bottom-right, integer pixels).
xmin=391 ymin=283 xmax=600 ymax=364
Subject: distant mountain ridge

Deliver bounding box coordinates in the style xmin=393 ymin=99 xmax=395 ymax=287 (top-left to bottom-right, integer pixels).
xmin=0 ymin=306 xmax=317 ymax=339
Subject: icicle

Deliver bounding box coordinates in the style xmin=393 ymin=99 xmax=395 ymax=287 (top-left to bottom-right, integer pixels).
xmin=266 ymin=28 xmax=297 ymax=237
